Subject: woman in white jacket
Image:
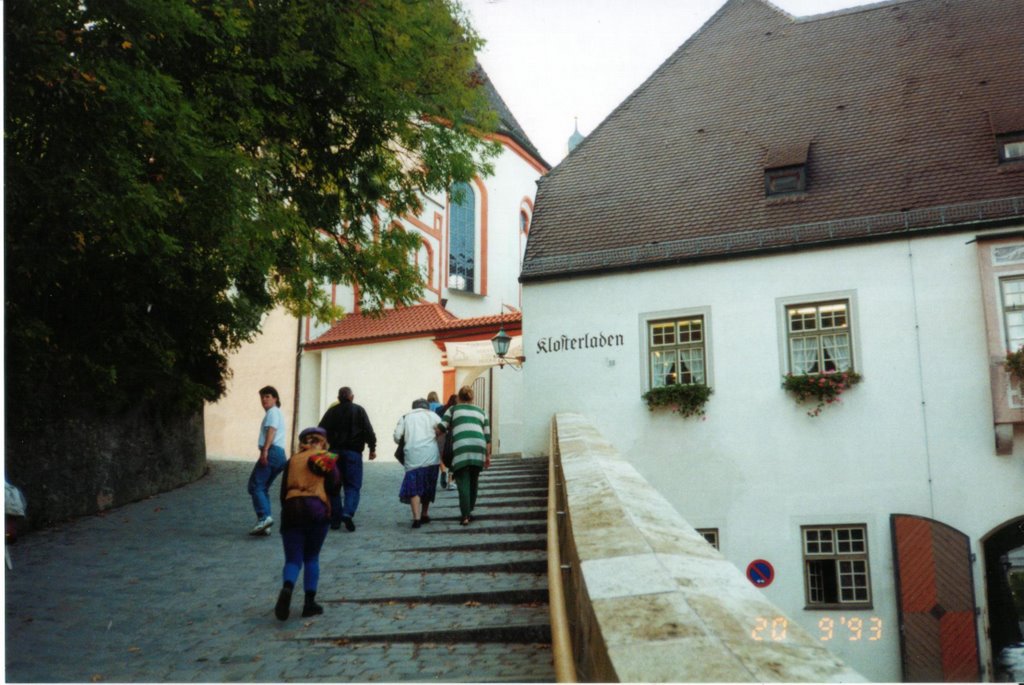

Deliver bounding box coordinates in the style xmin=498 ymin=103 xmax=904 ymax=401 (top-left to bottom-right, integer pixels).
xmin=393 ymin=398 xmax=443 ymax=528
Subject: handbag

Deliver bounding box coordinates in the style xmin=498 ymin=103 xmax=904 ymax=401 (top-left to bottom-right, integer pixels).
xmin=441 ymin=428 xmax=454 ymax=469
xmin=395 ymin=437 xmax=405 ymax=465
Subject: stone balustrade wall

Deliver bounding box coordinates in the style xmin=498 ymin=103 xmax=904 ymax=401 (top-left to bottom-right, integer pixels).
xmin=551 ymin=412 xmax=864 ymax=682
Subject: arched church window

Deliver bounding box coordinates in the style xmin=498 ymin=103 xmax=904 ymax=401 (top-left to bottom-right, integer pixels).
xmin=449 ymin=182 xmax=475 ymax=291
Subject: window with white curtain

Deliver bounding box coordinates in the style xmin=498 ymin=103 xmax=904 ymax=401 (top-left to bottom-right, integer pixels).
xmin=649 ymin=315 xmax=706 ymax=387
xmin=786 ymin=300 xmax=853 ymax=374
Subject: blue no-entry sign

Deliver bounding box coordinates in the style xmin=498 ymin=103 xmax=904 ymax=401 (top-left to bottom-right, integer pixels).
xmin=746 ymin=559 xmax=775 ymax=588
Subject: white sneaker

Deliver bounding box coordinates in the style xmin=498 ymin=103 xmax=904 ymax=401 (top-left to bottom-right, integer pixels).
xmin=249 ymin=516 xmax=273 ymax=535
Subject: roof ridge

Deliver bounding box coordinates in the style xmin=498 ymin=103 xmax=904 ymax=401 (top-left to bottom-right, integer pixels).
xmin=543 ymin=0 xmax=788 ymax=179
xmin=791 ymin=0 xmax=915 ymax=22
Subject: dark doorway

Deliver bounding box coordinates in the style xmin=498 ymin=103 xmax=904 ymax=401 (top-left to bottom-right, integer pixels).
xmin=982 ymin=516 xmax=1024 ymax=682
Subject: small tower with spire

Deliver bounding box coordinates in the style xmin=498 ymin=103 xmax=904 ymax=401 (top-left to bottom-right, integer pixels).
xmin=567 ymin=117 xmax=584 ymax=154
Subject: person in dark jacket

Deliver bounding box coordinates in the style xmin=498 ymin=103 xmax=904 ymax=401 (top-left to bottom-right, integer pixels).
xmin=274 ymin=427 xmax=340 ymax=621
xmin=318 ymin=386 xmax=377 ymax=531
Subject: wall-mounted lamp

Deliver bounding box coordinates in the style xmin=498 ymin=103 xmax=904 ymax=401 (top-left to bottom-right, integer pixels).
xmin=491 ymin=326 xmax=512 ymax=368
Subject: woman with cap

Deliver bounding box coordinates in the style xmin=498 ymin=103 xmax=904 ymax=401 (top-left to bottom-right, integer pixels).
xmin=393 ymin=399 xmax=442 ymax=528
xmin=273 ymin=427 xmax=340 ymax=621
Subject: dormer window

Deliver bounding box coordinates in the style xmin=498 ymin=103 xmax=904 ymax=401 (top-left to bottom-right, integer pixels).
xmin=765 ymin=141 xmax=809 ymax=197
xmin=997 ymin=132 xmax=1024 ymax=163
xmin=766 ymin=165 xmax=806 ymax=195
xmin=989 ymin=107 xmax=1024 ymax=165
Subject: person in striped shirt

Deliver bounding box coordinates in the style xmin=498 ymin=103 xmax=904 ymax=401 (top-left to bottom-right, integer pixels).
xmin=439 ymin=385 xmax=491 ymax=526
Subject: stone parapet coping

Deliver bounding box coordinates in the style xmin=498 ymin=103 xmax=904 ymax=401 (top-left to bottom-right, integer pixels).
xmin=554 ymin=412 xmax=865 ymax=682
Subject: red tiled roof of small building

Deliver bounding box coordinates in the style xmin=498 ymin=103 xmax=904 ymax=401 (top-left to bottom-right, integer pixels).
xmin=305 ymin=303 xmax=521 ymax=348
xmin=522 ymin=0 xmax=1024 ymax=281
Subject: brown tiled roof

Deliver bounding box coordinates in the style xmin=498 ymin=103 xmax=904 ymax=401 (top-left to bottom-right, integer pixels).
xmin=305 ymin=303 xmax=521 ymax=349
xmin=522 ymin=0 xmax=1024 ymax=281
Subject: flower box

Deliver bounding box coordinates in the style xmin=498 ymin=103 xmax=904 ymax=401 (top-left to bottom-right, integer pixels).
xmin=1005 ymin=346 xmax=1024 ymax=382
xmin=642 ymin=384 xmax=712 ymax=419
xmin=782 ymin=370 xmax=862 ymax=417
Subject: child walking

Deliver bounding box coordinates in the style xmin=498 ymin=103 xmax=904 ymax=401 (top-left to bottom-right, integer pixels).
xmin=274 ymin=427 xmax=340 ymax=620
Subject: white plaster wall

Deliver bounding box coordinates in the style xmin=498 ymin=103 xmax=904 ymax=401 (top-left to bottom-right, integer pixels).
xmin=316 ymin=337 xmax=445 ymax=458
xmin=204 ymin=306 xmax=299 ymax=459
xmin=521 ymin=229 xmax=1024 ymax=682
xmin=492 ymin=362 xmax=525 ymax=455
xmin=296 ymin=348 xmax=322 ymax=435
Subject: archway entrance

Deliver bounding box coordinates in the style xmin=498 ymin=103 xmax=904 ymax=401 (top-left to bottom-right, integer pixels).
xmin=982 ymin=516 xmax=1024 ymax=681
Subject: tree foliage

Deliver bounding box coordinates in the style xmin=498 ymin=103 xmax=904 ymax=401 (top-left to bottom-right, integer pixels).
xmin=5 ymin=0 xmax=499 ymax=421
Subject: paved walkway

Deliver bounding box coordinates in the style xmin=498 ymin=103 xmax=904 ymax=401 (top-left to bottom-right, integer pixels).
xmin=5 ymin=456 xmax=554 ymax=682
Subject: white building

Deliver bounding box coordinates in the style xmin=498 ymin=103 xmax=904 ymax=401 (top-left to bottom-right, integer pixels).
xmin=520 ymin=0 xmax=1024 ymax=681
xmin=206 ymin=67 xmax=547 ymax=459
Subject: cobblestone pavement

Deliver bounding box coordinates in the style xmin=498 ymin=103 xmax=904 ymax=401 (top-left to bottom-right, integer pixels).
xmin=5 ymin=456 xmax=554 ymax=682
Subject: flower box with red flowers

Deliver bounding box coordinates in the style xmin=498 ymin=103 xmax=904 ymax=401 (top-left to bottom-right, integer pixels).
xmin=782 ymin=369 xmax=862 ymax=417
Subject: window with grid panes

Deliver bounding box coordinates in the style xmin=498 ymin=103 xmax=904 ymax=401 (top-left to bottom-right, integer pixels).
xmin=649 ymin=316 xmax=706 ymax=388
xmin=1001 ymin=277 xmax=1024 ymax=352
xmin=802 ymin=525 xmax=871 ymax=607
xmin=787 ymin=301 xmax=853 ymax=374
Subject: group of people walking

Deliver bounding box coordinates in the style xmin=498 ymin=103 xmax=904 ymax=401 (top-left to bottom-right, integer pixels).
xmin=245 ymin=383 xmax=491 ymax=621
xmin=393 ymin=386 xmax=492 ymax=528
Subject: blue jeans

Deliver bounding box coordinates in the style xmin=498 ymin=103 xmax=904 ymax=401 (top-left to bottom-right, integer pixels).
xmin=247 ymin=445 xmax=286 ymax=519
xmin=331 ymin=450 xmax=363 ymax=523
xmin=281 ymin=522 xmax=329 ymax=591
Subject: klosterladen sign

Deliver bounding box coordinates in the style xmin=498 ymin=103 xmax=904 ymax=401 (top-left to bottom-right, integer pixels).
xmin=535 ymin=332 xmax=625 ymax=354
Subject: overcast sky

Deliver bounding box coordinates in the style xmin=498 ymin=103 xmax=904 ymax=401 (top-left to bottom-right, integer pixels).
xmin=461 ymin=0 xmax=877 ymax=166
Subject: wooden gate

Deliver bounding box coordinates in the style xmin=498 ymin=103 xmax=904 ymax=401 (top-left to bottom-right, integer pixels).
xmin=891 ymin=514 xmax=981 ymax=682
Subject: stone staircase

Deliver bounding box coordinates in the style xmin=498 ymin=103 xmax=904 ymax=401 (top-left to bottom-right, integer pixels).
xmin=292 ymin=456 xmax=554 ymax=682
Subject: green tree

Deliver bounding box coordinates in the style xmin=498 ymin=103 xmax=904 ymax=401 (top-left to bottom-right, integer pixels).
xmin=5 ymin=0 xmax=499 ymax=422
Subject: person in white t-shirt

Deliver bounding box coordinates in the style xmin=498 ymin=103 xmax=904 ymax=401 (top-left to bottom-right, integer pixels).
xmin=247 ymin=385 xmax=288 ymax=535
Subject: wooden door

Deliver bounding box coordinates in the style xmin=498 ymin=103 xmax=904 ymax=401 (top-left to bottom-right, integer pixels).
xmin=891 ymin=514 xmax=981 ymax=681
